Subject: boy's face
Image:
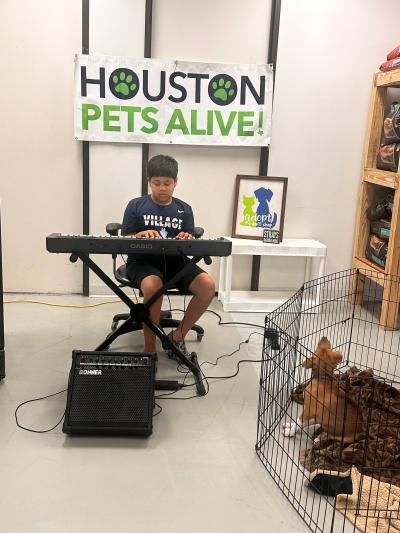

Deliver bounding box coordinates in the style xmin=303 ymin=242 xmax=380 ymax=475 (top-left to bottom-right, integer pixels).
xmin=149 ymin=176 xmax=177 ymax=205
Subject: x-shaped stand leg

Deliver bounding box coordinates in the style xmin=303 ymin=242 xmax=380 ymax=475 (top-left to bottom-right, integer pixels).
xmin=70 ymin=252 xmax=207 ymax=396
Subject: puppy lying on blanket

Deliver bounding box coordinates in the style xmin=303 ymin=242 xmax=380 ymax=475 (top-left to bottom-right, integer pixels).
xmin=283 ymin=337 xmax=362 ymax=444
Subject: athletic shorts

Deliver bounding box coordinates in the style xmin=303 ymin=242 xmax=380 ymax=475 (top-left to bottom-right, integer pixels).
xmin=126 ymin=256 xmax=205 ymax=293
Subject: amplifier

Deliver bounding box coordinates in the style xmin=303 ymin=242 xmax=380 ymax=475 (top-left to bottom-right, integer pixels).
xmin=63 ymin=350 xmax=156 ymax=436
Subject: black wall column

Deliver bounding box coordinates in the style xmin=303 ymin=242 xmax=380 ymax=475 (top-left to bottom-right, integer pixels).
xmin=0 ymin=209 xmax=5 ymax=379
xmin=251 ymin=0 xmax=281 ymax=291
xmin=82 ymin=0 xmax=90 ymax=295
xmin=141 ymin=0 xmax=153 ymax=195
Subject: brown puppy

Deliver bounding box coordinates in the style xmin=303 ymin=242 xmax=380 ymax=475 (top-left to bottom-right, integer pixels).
xmin=283 ymin=337 xmax=361 ymax=444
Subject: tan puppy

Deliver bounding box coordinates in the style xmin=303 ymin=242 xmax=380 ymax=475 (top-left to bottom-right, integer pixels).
xmin=283 ymin=337 xmax=361 ymax=444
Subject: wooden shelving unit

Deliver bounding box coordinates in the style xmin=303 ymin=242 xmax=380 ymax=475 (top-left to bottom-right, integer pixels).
xmin=352 ymin=69 xmax=400 ymax=328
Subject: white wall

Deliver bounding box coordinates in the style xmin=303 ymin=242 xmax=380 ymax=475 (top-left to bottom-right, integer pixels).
xmin=2 ymin=0 xmax=400 ymax=295
xmin=264 ymin=0 xmax=400 ymax=289
xmin=0 ymin=0 xmax=82 ymax=293
xmin=89 ymin=0 xmax=145 ymax=294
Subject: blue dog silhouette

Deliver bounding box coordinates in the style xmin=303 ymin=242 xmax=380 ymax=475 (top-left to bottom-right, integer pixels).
xmin=254 ymin=187 xmax=277 ymax=228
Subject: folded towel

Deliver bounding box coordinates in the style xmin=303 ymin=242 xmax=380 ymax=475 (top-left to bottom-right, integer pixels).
xmin=336 ymin=467 xmax=400 ymax=533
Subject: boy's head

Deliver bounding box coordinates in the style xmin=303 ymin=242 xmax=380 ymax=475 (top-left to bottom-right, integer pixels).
xmin=148 ymin=154 xmax=178 ymax=180
xmin=147 ymin=155 xmax=178 ymax=205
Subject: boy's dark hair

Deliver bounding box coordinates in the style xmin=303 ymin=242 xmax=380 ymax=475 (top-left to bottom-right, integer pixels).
xmin=147 ymin=154 xmax=178 ymax=180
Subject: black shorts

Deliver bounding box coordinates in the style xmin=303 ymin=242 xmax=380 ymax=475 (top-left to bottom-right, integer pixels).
xmin=126 ymin=256 xmax=205 ymax=293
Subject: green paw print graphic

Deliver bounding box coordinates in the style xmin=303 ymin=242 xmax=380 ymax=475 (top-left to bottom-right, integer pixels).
xmin=109 ymin=68 xmax=139 ymax=99
xmin=209 ymin=74 xmax=237 ymax=105
xmin=113 ymin=72 xmax=136 ymax=95
xmin=212 ymin=78 xmax=234 ymax=101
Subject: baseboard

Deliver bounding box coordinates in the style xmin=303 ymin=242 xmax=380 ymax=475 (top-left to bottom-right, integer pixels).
xmin=0 ymin=348 xmax=5 ymax=379
xmin=89 ymin=283 xmax=138 ymax=298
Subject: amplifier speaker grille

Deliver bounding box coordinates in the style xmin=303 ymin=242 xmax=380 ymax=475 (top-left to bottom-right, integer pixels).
xmin=63 ymin=350 xmax=156 ymax=436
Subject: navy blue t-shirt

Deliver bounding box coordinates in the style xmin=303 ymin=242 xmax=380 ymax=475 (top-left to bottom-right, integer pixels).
xmin=122 ymin=195 xmax=195 ymax=262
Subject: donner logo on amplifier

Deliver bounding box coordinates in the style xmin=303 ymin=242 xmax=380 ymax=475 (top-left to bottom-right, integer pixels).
xmin=79 ymin=369 xmax=102 ymax=375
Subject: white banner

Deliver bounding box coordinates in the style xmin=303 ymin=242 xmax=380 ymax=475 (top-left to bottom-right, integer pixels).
xmin=74 ymin=54 xmax=273 ymax=146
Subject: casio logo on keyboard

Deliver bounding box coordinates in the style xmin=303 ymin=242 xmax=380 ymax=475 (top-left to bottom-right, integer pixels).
xmin=129 ymin=243 xmax=153 ymax=249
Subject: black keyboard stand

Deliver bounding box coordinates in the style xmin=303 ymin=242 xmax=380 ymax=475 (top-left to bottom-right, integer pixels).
xmin=69 ymin=252 xmax=209 ymax=397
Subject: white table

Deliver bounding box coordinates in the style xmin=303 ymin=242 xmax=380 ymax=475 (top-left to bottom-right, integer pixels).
xmin=218 ymin=237 xmax=327 ymax=312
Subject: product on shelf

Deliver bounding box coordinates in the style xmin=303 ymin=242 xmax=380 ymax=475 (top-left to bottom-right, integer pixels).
xmin=366 ymin=194 xmax=393 ymax=221
xmin=376 ymin=142 xmax=400 ymax=171
xmin=370 ymin=219 xmax=391 ymax=241
xmin=387 ymin=44 xmax=400 ymax=61
xmin=380 ymin=58 xmax=400 ymax=72
xmin=365 ymin=234 xmax=387 ymax=268
xmin=381 ymin=102 xmax=400 ymax=145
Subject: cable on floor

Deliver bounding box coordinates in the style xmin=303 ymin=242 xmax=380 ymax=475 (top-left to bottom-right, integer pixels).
xmin=156 ymin=330 xmax=264 ymax=400
xmin=4 ymin=298 xmax=142 ymax=309
xmin=15 ymin=389 xmax=67 ymax=433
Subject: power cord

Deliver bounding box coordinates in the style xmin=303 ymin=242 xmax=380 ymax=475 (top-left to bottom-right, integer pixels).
xmin=4 ymin=298 xmax=142 ymax=308
xmin=15 ymin=389 xmax=67 ymax=433
xmin=198 ymin=358 xmax=263 ymax=382
xmin=153 ymin=403 xmax=163 ymax=416
xmin=155 ymin=367 xmax=210 ymax=400
xmin=201 ymin=331 xmax=263 ymax=367
xmin=206 ymin=308 xmax=265 ymax=329
xmin=156 ymin=330 xmax=264 ymax=400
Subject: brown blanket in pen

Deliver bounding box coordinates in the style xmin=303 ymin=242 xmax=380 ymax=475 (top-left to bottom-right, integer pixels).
xmin=295 ymin=367 xmax=400 ymax=486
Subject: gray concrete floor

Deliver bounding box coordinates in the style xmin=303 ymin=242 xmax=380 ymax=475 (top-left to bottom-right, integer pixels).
xmin=0 ymin=294 xmax=311 ymax=533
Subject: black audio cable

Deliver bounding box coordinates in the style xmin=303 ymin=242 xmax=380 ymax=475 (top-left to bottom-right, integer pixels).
xmin=156 ymin=330 xmax=264 ymax=399
xmin=15 ymin=389 xmax=67 ymax=433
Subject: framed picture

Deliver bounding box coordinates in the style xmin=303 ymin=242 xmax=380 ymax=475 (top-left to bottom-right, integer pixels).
xmin=231 ymin=175 xmax=288 ymax=241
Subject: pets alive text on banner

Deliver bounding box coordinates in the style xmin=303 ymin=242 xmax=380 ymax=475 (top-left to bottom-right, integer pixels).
xmin=74 ymin=54 xmax=273 ymax=147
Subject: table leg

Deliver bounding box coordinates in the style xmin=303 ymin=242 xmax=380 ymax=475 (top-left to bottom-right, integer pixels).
xmin=251 ymin=255 xmax=261 ymax=291
xmin=380 ymin=278 xmax=400 ymax=330
xmin=315 ymin=255 xmax=326 ymax=307
xmin=304 ymin=257 xmax=311 ymax=285
xmin=225 ymin=255 xmax=233 ymax=311
xmin=218 ymin=256 xmax=226 ymax=302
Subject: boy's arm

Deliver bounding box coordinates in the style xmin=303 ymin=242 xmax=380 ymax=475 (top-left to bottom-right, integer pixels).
xmin=176 ymin=205 xmax=195 ymax=239
xmin=122 ymin=200 xmax=160 ymax=238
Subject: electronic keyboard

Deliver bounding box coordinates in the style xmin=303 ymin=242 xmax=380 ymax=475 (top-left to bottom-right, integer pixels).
xmin=46 ymin=233 xmax=232 ymax=257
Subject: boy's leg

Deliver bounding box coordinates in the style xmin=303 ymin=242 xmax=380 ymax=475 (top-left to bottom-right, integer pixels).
xmin=170 ymin=273 xmax=215 ymax=341
xmin=140 ymin=275 xmax=164 ymax=352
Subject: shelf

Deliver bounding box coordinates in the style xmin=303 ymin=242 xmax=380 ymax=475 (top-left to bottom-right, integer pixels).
xmin=363 ymin=168 xmax=399 ymax=189
xmin=218 ymin=290 xmax=321 ymax=313
xmin=375 ymin=69 xmax=400 ymax=88
xmin=227 ymin=237 xmax=327 ymax=257
xmin=353 ymin=71 xmax=400 ymax=328
xmin=353 ymin=256 xmax=386 ymax=285
xmin=218 ymin=239 xmax=327 ymax=313
xmin=218 ymin=290 xmax=295 ymax=312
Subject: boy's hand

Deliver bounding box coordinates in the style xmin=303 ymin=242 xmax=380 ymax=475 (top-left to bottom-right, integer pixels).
xmin=135 ymin=230 xmax=161 ymax=239
xmin=176 ymin=232 xmax=194 ymax=240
